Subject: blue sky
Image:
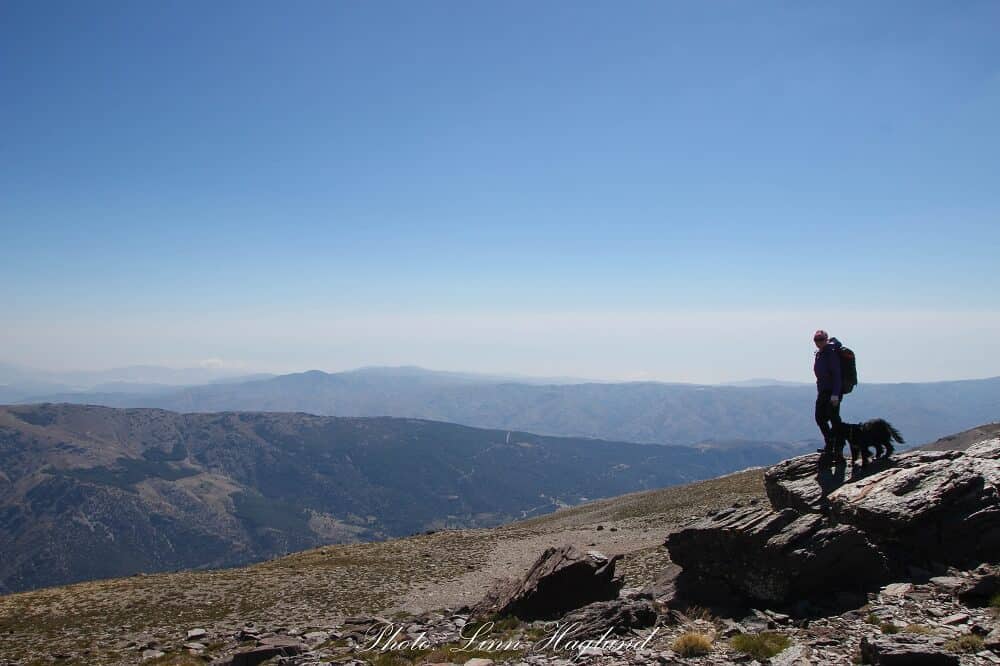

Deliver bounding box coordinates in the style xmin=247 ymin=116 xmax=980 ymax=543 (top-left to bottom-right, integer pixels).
xmin=2 ymin=2 xmax=999 ymax=381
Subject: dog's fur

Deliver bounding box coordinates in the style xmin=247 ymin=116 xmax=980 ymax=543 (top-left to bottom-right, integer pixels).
xmin=838 ymin=418 xmax=905 ymax=465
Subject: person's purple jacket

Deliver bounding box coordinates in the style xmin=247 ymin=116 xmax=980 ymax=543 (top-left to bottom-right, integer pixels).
xmin=814 ymin=337 xmax=843 ymax=397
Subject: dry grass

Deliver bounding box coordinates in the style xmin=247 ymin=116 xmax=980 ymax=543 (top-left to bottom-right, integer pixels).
xmin=943 ymin=634 xmax=984 ymax=654
xmin=730 ymin=632 xmax=791 ymax=660
xmin=672 ymin=631 xmax=713 ymax=657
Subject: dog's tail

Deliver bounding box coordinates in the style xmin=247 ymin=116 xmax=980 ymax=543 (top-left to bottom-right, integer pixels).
xmin=886 ymin=422 xmax=905 ymax=444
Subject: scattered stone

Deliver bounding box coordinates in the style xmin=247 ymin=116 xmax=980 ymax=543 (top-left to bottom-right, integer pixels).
xmin=141 ymin=649 xmax=166 ymax=661
xmin=859 ymin=634 xmax=959 ymax=665
xmin=882 ymin=583 xmax=912 ymax=597
xmin=234 ymin=628 xmax=260 ymax=642
xmin=939 ymin=612 xmax=969 ymax=625
xmin=229 ymin=636 xmax=307 ymax=666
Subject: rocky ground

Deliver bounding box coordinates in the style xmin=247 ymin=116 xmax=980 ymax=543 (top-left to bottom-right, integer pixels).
xmin=0 ymin=439 xmax=997 ymax=666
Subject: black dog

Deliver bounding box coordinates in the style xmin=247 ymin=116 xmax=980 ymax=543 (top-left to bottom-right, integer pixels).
xmin=838 ymin=419 xmax=905 ymax=465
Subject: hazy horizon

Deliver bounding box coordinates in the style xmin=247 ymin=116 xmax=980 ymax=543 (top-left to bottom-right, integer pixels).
xmin=4 ymin=350 xmax=1000 ymax=387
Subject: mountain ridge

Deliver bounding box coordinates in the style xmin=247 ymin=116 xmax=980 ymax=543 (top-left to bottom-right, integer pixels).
xmin=17 ymin=368 xmax=999 ymax=448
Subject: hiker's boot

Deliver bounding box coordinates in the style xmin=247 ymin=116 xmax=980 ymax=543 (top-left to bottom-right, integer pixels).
xmin=819 ymin=435 xmax=846 ymax=467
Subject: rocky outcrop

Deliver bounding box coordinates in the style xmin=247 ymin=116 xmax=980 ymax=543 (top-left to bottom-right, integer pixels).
xmin=665 ymin=505 xmax=888 ymax=609
xmin=664 ymin=438 xmax=1000 ymax=612
xmin=471 ymin=545 xmax=623 ymax=620
xmin=828 ymin=438 xmax=1000 ymax=566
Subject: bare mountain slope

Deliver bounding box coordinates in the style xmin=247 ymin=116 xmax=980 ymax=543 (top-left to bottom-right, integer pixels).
xmin=0 ymin=403 xmax=786 ymax=594
xmin=0 ymin=467 xmax=766 ymax=665
xmin=917 ymin=421 xmax=1000 ymax=451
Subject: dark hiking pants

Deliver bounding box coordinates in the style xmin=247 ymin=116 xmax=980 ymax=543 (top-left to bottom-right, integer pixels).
xmin=815 ymin=390 xmax=844 ymax=454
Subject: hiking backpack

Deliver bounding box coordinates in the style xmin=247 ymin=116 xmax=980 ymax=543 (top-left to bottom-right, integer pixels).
xmin=839 ymin=347 xmax=858 ymax=394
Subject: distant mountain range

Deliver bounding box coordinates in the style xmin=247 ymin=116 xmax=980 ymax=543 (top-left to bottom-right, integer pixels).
xmin=0 ymin=403 xmax=800 ymax=594
xmin=10 ymin=366 xmax=999 ymax=448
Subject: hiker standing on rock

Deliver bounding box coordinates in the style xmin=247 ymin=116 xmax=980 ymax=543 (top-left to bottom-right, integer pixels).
xmin=813 ymin=330 xmax=846 ymax=465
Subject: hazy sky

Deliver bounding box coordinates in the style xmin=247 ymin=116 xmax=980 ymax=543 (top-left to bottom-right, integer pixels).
xmin=3 ymin=2 xmax=999 ymax=382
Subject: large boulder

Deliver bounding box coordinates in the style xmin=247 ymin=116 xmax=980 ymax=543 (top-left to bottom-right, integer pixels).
xmin=665 ymin=505 xmax=888 ymax=608
xmin=471 ymin=545 xmax=623 ymax=621
xmin=828 ymin=438 xmax=1000 ymax=566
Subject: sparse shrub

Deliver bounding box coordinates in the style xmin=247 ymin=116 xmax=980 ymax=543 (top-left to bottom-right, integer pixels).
xmin=990 ymin=592 xmax=1000 ymax=610
xmin=880 ymin=622 xmax=899 ymax=634
xmin=901 ymin=624 xmax=935 ymax=635
xmin=943 ymin=634 xmax=984 ymax=654
xmin=865 ymin=613 xmax=880 ymax=625
xmin=730 ymin=632 xmax=791 ymax=660
xmin=487 ymin=614 xmax=521 ymax=632
xmin=684 ymin=605 xmax=714 ymax=622
xmin=672 ymin=631 xmax=713 ymax=657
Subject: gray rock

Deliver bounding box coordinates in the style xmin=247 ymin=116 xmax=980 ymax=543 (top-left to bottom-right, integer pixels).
xmin=770 ymin=643 xmax=813 ymax=666
xmin=938 ymin=612 xmax=968 ymax=625
xmin=471 ymin=545 xmax=623 ymax=620
xmin=664 ymin=505 xmax=888 ymax=608
xmin=859 ymin=634 xmax=959 ymax=665
xmin=881 ymin=583 xmax=912 ymax=597
xmin=928 ymin=576 xmax=964 ymax=592
xmin=764 ymin=452 xmax=855 ymax=513
xmin=557 ymin=596 xmax=658 ymax=639
xmin=828 ymin=439 xmax=1000 ymax=566
xmin=229 ymin=637 xmax=307 ymax=666
xmin=956 ymin=563 xmax=1000 ymax=606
